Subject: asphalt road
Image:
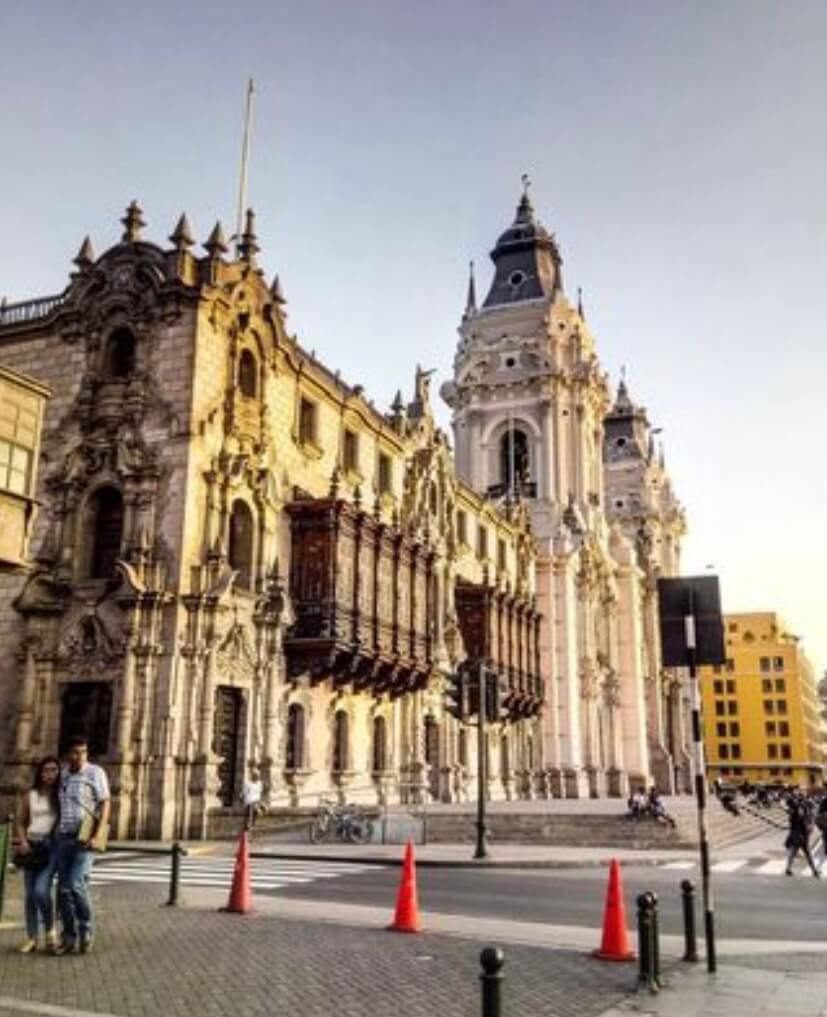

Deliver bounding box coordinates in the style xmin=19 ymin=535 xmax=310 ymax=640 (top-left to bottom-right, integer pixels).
xmin=272 ymin=863 xmax=827 ymax=942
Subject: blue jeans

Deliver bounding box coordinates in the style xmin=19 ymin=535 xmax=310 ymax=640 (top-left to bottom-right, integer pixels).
xmin=23 ymin=843 xmax=56 ymax=939
xmin=55 ymin=835 xmax=94 ymax=942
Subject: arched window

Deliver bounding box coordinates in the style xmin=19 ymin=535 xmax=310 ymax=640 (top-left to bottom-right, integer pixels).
xmin=285 ymin=704 xmax=305 ymax=770
xmin=333 ymin=710 xmax=349 ymax=773
xmin=499 ymin=428 xmax=530 ymax=493
xmin=87 ymin=487 xmax=124 ymax=579
xmin=103 ymin=328 xmax=135 ymax=379
xmin=228 ymin=500 xmax=254 ymax=590
xmin=372 ymin=716 xmax=387 ymax=773
xmin=238 ymin=349 xmax=257 ymax=399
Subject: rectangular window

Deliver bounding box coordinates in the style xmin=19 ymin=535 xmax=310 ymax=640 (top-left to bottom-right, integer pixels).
xmin=726 ymin=658 xmax=735 ymax=673
xmin=777 ymin=699 xmax=787 ymax=715
xmin=477 ymin=526 xmax=488 ymax=561
xmin=760 ymin=657 xmax=770 ymax=673
xmin=774 ymin=678 xmax=785 ymax=692
xmin=780 ymin=743 xmax=791 ymax=761
xmin=343 ymin=429 xmax=359 ymax=474
xmin=728 ymin=622 xmax=738 ymax=633
xmin=715 ymin=702 xmax=725 ymax=717
xmin=773 ymin=657 xmax=784 ymax=672
xmin=768 ymin=744 xmax=778 ymax=760
xmin=731 ymin=744 xmax=741 ymax=760
xmin=765 ymin=721 xmax=777 ymax=737
xmin=779 ymin=721 xmax=789 ymax=737
xmin=456 ymin=510 xmax=467 ymax=546
xmin=726 ymin=679 xmax=735 ymax=694
xmin=713 ymin=680 xmax=724 ymax=695
xmin=298 ymin=397 xmax=317 ymax=446
xmin=713 ymin=664 xmax=722 ymax=675
xmin=377 ymin=453 xmax=392 ymax=495
xmin=764 ymin=700 xmax=774 ymax=714
xmin=761 ymin=678 xmax=772 ymax=693
xmin=727 ymin=700 xmax=737 ymax=716
xmin=716 ymin=722 xmax=727 ymax=737
xmin=729 ymin=722 xmax=740 ymax=737
xmin=0 ymin=439 xmax=32 ymax=497
xmin=497 ymin=539 xmax=506 ymax=571
xmin=719 ymin=744 xmax=730 ymax=760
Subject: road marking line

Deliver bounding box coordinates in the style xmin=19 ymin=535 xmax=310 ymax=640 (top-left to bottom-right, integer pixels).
xmin=711 ymin=859 xmax=747 ymax=873
xmin=0 ymin=995 xmax=125 ymax=1017
xmin=90 ymin=865 xmax=348 ymax=881
xmin=661 ymin=861 xmax=695 ymax=870
xmin=754 ymin=859 xmax=786 ymax=875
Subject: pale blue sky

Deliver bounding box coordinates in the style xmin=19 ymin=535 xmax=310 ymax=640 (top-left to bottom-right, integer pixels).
xmin=2 ymin=1 xmax=825 ymax=671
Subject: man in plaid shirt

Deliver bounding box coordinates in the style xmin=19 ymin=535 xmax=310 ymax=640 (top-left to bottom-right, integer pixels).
xmin=55 ymin=734 xmax=110 ymax=954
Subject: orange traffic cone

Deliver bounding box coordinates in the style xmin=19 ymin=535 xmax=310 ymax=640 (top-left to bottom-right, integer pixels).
xmin=593 ymin=858 xmax=634 ymax=961
xmin=220 ymin=830 xmax=253 ymax=915
xmin=388 ymin=840 xmax=422 ymax=933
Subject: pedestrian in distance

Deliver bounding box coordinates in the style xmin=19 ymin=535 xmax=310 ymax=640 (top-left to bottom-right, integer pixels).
xmin=815 ymin=795 xmax=827 ymax=860
xmin=55 ymin=734 xmax=111 ymax=954
xmin=241 ymin=762 xmax=264 ymax=833
xmin=785 ymin=794 xmax=820 ymax=878
xmin=13 ymin=756 xmax=61 ymax=954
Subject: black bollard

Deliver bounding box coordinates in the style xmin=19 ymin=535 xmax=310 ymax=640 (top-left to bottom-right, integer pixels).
xmin=164 ymin=841 xmax=188 ymax=907
xmin=0 ymin=815 xmax=12 ymax=922
xmin=647 ymin=891 xmax=663 ymax=988
xmin=636 ymin=894 xmax=657 ymax=994
xmin=681 ymin=879 xmax=699 ymax=963
xmin=479 ymin=946 xmax=505 ymax=1017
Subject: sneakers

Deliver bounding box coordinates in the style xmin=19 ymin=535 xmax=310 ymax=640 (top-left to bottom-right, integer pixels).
xmin=54 ymin=938 xmax=77 ymax=956
xmin=79 ymin=936 xmax=93 ymax=955
xmin=18 ymin=938 xmax=37 ymax=954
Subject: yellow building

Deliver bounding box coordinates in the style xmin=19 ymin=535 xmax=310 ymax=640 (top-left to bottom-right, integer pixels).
xmin=700 ymin=612 xmax=825 ymax=787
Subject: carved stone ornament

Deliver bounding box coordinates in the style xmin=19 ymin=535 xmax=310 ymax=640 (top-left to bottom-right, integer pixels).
xmin=55 ymin=592 xmax=128 ymax=679
xmin=215 ymin=621 xmax=257 ymax=685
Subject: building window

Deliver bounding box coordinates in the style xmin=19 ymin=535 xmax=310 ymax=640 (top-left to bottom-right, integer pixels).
xmin=716 ymin=722 xmax=726 ymax=737
xmin=713 ymin=665 xmax=721 ymax=675
xmin=762 ymin=679 xmax=772 ymax=693
xmin=773 ymin=657 xmax=784 ymax=672
xmin=731 ymin=744 xmax=741 ymax=760
xmin=456 ymin=510 xmax=467 ymax=546
xmin=238 ymin=349 xmax=257 ymax=398
xmin=726 ymin=679 xmax=735 ymax=694
xmin=728 ymin=622 xmax=738 ymax=633
xmin=343 ymin=429 xmax=359 ymax=474
xmin=729 ymin=722 xmax=740 ymax=737
xmin=103 ymin=328 xmax=135 ymax=378
xmin=499 ymin=428 xmax=530 ymax=492
xmin=87 ymin=486 xmax=124 ymax=579
xmin=727 ymin=700 xmax=737 ymax=716
xmin=760 ymin=657 xmax=770 ymax=673
xmin=372 ymin=716 xmax=387 ymax=773
xmin=377 ymin=452 xmax=392 ymax=495
xmin=497 ymin=539 xmax=506 ymax=571
xmin=333 ymin=710 xmax=349 ymax=773
xmin=0 ymin=440 xmax=32 ymax=497
xmin=768 ymin=744 xmax=778 ymax=760
xmin=780 ymin=743 xmax=791 ymax=761
xmin=774 ymin=678 xmax=785 ymax=692
xmin=726 ymin=658 xmax=735 ymax=673
xmin=779 ymin=721 xmax=789 ymax=737
xmin=477 ymin=526 xmax=488 ymax=560
xmin=766 ymin=721 xmax=777 ymax=736
xmin=777 ymin=699 xmax=787 ymax=715
xmin=719 ymin=744 xmax=730 ymax=759
xmin=715 ymin=702 xmax=725 ymax=717
xmin=764 ymin=700 xmax=774 ymax=714
xmin=285 ymin=704 xmax=305 ymax=770
xmin=713 ymin=680 xmax=724 ymax=695
xmin=298 ymin=397 xmax=318 ymax=446
xmin=228 ymin=500 xmax=255 ymax=591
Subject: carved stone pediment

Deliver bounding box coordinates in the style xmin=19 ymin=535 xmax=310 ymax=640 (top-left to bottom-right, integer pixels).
xmin=14 ymin=570 xmax=69 ymax=614
xmin=215 ymin=621 xmax=257 ymax=684
xmin=54 ymin=590 xmax=128 ymax=678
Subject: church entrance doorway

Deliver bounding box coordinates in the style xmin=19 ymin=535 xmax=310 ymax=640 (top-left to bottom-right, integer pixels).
xmin=215 ymin=687 xmax=245 ymax=807
xmin=59 ymin=682 xmax=112 ymax=760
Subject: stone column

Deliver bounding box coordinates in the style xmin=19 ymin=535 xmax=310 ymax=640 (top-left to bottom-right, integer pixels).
xmin=553 ymin=535 xmax=588 ymax=797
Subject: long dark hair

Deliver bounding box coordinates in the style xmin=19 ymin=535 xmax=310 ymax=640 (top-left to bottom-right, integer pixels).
xmin=31 ymin=755 xmax=61 ymax=813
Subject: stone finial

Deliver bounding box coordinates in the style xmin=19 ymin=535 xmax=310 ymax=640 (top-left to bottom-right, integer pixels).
xmin=237 ymin=208 xmax=260 ymax=261
xmin=121 ymin=200 xmax=146 ymax=243
xmin=577 ymin=286 xmax=586 ymax=320
xmin=73 ymin=235 xmax=95 ymax=271
xmin=204 ymin=221 xmax=229 ymax=258
xmin=329 ymin=464 xmax=341 ymax=499
xmin=169 ymin=213 xmax=195 ymax=251
xmin=353 ymin=484 xmax=363 ymax=510
xmin=464 ymin=260 xmax=477 ymax=316
xmin=373 ymin=494 xmax=382 ymax=520
xmin=391 ymin=389 xmax=404 ymax=415
xmin=270 ymin=274 xmax=286 ymax=304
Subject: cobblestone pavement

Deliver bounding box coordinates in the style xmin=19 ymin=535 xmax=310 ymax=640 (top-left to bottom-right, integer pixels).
xmin=0 ymin=883 xmax=638 ymax=1017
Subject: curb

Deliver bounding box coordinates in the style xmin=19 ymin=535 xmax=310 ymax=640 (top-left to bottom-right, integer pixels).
xmin=245 ymin=850 xmax=679 ymax=870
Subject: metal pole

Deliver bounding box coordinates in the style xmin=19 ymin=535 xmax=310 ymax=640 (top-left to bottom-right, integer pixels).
xmin=474 ymin=663 xmax=489 ymax=860
xmin=164 ymin=841 xmax=187 ymax=907
xmin=479 ymin=946 xmax=505 ymax=1017
xmin=0 ymin=814 xmax=12 ymax=922
xmin=686 ymin=596 xmax=716 ymax=973
xmin=648 ymin=891 xmax=662 ymax=988
xmin=636 ymin=893 xmax=656 ymax=994
xmin=235 ymin=78 xmax=256 ymax=253
xmin=681 ymin=879 xmax=699 ymax=962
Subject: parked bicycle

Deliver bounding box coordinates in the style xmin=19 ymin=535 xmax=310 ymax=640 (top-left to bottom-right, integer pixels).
xmin=309 ymin=799 xmax=374 ymax=845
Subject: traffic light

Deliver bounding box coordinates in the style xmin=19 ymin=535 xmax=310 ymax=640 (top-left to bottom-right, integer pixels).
xmin=485 ymin=670 xmax=509 ymax=722
xmin=444 ymin=667 xmax=468 ymax=721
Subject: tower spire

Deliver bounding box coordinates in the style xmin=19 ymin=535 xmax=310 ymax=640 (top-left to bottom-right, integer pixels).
xmin=464 ymin=260 xmax=477 ymax=316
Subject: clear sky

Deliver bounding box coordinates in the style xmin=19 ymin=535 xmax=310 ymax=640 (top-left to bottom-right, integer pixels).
xmin=2 ymin=1 xmax=825 ymax=673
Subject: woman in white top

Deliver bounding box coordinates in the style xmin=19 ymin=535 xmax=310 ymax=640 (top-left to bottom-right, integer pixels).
xmin=15 ymin=755 xmax=60 ymax=953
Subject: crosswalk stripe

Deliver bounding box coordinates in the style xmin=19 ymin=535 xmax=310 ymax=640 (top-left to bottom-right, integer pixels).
xmin=662 ymin=861 xmax=695 ymax=870
xmin=91 ymin=867 xmax=315 ymax=885
xmin=754 ymin=859 xmax=786 ymax=875
xmin=711 ymin=859 xmax=747 ymax=873
xmin=90 ymin=873 xmax=291 ymax=889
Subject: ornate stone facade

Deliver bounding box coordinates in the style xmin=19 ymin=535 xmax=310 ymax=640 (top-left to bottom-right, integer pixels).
xmin=442 ymin=187 xmax=689 ymax=796
xmin=0 ymin=204 xmax=542 ymax=838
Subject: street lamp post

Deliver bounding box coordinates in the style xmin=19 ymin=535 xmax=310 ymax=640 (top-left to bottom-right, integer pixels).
xmin=474 ymin=662 xmax=489 ymax=860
